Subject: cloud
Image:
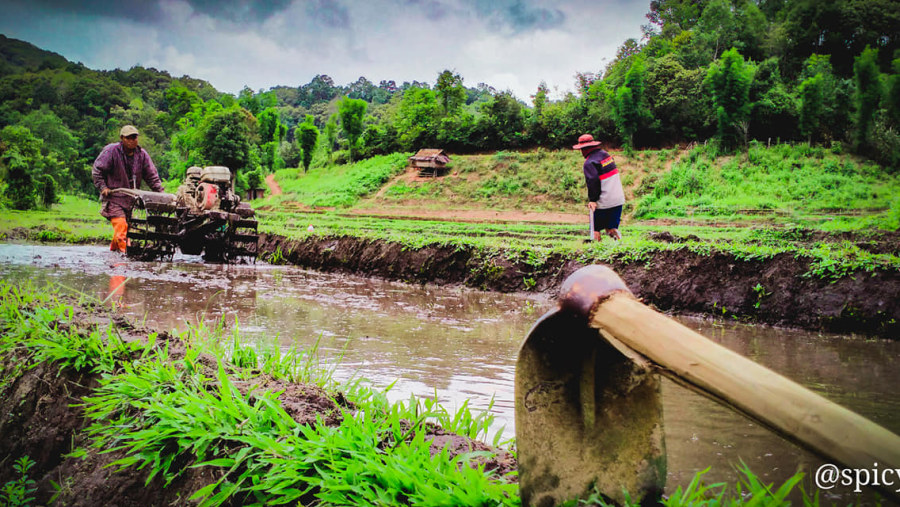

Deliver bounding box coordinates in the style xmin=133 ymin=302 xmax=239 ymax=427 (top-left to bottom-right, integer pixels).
xmin=402 ymin=0 xmax=451 ymax=20
xmin=463 ymin=0 xmax=565 ymax=32
xmin=0 ymin=0 xmax=648 ymax=101
xmin=26 ymin=0 xmax=297 ymax=24
xmin=303 ymin=0 xmax=350 ymax=28
xmin=27 ymin=0 xmax=167 ymax=23
xmin=186 ymin=0 xmax=294 ymax=23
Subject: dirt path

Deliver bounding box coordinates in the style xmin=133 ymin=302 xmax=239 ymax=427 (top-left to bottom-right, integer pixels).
xmin=344 ymin=206 xmax=589 ymax=224
xmin=265 ymin=174 xmax=282 ymax=196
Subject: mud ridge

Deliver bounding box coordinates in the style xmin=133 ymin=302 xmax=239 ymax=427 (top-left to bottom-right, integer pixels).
xmin=0 ymin=303 xmax=516 ymax=505
xmin=258 ymin=233 xmax=900 ymax=338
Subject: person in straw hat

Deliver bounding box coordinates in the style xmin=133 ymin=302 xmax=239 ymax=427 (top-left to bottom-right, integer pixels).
xmin=573 ymin=133 xmax=625 ymax=241
xmin=91 ymin=125 xmax=164 ymax=253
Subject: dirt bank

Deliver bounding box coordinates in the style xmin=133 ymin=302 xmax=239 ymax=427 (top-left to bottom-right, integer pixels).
xmin=0 ymin=301 xmax=515 ymax=505
xmin=258 ymin=233 xmax=900 ymax=338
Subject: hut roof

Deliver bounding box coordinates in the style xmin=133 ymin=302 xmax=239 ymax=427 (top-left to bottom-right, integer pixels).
xmin=409 ymin=149 xmax=450 ymax=164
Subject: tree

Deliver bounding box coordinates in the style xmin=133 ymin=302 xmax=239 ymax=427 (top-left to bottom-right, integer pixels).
xmin=694 ymin=0 xmax=742 ymax=63
xmin=245 ymin=169 xmax=262 ymax=191
xmin=475 ymin=92 xmax=525 ymax=149
xmin=200 ymin=107 xmax=254 ymax=174
xmin=238 ymin=86 xmax=261 ymax=116
xmin=299 ymin=75 xmax=339 ymax=107
xmin=781 ymin=0 xmax=900 ymax=78
xmin=19 ymin=106 xmax=83 ymax=190
xmin=435 ymin=70 xmax=466 ymax=116
xmin=798 ymin=73 xmax=824 ymax=143
xmin=532 ymin=82 xmax=549 ymax=119
xmin=871 ymin=57 xmax=900 ymax=168
xmin=0 ymin=125 xmax=41 ymax=210
xmin=647 ymin=54 xmax=712 ymax=142
xmin=706 ymin=47 xmax=754 ymax=149
xmin=613 ymin=55 xmax=652 ymax=148
xmin=324 ymin=114 xmax=338 ymax=163
xmin=888 ymin=57 xmax=900 ymax=127
xmin=297 ymin=115 xmax=319 ymax=172
xmin=853 ymin=46 xmax=884 ymax=150
xmin=396 ymin=86 xmax=439 ymax=150
xmin=646 ymin=0 xmax=706 ymax=34
xmin=164 ymin=85 xmax=201 ymax=129
xmin=735 ymin=1 xmax=768 ymax=62
xmin=347 ymin=76 xmax=377 ymax=102
xmin=257 ymin=107 xmax=283 ymax=143
xmin=574 ymin=71 xmax=599 ymax=96
xmin=528 ymin=82 xmax=551 ymax=143
xmin=338 ymin=97 xmax=367 ymax=162
xmin=797 ymin=54 xmax=852 ymax=143
xmin=257 ymin=107 xmax=286 ymax=173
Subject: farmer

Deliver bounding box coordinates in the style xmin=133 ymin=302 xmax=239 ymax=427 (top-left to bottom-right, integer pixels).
xmin=574 ymin=134 xmax=625 ymax=241
xmin=92 ymin=125 xmax=164 ymax=253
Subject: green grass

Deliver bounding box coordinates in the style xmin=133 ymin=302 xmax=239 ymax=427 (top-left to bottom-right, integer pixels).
xmin=264 ymin=153 xmax=410 ymax=208
xmin=633 ymin=142 xmax=900 ymax=230
xmin=259 ymin=209 xmax=900 ymax=281
xmin=0 ymin=194 xmax=107 ymax=244
xmin=365 ymin=148 xmax=672 ymax=213
xmin=571 ymin=462 xmax=815 ymax=507
xmin=0 ymin=281 xmax=518 ymax=506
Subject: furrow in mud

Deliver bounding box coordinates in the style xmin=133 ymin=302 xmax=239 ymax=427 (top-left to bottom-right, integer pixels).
xmin=257 ymin=233 xmax=900 ymax=338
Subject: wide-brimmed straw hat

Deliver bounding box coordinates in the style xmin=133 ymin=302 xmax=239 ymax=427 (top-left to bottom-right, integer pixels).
xmin=572 ymin=133 xmax=602 ymax=149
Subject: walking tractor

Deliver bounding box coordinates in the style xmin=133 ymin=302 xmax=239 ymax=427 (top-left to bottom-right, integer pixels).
xmin=111 ymin=166 xmax=258 ymax=262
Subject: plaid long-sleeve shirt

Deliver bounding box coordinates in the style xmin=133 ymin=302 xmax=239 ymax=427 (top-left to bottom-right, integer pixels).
xmin=92 ymin=142 xmax=163 ymax=217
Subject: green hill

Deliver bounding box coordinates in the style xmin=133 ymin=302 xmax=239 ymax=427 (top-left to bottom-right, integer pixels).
xmin=0 ymin=34 xmax=69 ymax=76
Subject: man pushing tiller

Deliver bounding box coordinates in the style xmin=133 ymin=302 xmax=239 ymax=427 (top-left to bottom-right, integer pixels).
xmin=92 ymin=125 xmax=164 ymax=253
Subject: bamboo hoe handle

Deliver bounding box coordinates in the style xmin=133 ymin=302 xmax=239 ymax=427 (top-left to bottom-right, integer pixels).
xmin=591 ymin=292 xmax=900 ymax=476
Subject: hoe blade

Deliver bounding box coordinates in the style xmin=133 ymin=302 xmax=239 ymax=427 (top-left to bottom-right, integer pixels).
xmin=515 ymin=270 xmax=666 ymax=507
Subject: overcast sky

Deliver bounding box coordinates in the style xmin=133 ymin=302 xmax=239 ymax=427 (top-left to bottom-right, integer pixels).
xmin=1 ymin=0 xmax=649 ymax=102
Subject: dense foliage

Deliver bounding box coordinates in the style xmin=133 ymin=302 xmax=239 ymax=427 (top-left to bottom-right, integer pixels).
xmin=0 ymin=0 xmax=898 ymax=211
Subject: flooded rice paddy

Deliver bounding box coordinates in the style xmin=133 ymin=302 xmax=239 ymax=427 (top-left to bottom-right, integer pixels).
xmin=2 ymin=242 xmax=898 ymax=502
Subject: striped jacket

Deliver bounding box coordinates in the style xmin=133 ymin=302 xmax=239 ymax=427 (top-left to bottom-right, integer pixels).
xmin=582 ymin=148 xmax=625 ymax=209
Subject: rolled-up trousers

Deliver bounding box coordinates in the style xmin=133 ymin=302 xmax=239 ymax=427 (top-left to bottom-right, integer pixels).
xmin=110 ymin=217 xmax=128 ymax=253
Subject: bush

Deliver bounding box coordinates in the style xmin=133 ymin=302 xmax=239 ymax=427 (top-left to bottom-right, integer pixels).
xmin=870 ymin=114 xmax=900 ymax=172
xmin=36 ymin=174 xmax=60 ymax=208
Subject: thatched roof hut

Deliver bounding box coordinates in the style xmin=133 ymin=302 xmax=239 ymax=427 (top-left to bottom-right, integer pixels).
xmin=409 ymin=149 xmax=451 ymax=177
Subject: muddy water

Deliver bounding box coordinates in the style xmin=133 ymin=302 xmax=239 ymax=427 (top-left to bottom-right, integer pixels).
xmin=2 ymin=243 xmax=899 ymax=502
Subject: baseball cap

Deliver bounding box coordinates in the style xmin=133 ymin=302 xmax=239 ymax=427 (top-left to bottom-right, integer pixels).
xmin=120 ymin=125 xmax=139 ymax=137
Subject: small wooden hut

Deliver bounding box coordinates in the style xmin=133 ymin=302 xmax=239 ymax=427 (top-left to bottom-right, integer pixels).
xmin=409 ymin=149 xmax=450 ymax=177
xmin=246 ymin=187 xmax=266 ymax=200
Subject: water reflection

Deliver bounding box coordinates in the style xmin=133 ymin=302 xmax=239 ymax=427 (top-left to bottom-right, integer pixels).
xmin=1 ymin=243 xmax=898 ymax=502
